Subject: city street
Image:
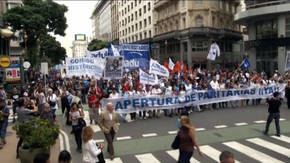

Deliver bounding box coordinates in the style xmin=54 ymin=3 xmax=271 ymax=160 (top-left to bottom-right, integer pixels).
xmin=57 ymin=103 xmax=290 ymax=163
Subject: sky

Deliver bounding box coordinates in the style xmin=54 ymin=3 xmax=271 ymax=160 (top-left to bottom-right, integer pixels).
xmin=54 ymin=0 xmax=97 ymax=56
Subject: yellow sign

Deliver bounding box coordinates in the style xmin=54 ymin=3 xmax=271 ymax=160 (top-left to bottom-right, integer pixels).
xmin=0 ymin=56 xmax=11 ymax=68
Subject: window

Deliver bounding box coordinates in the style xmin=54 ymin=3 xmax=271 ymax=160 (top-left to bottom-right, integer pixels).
xmin=128 ymin=5 xmax=130 ymax=12
xmin=139 ymin=21 xmax=142 ymax=30
xmin=148 ymin=2 xmax=151 ymax=11
xmin=183 ymin=17 xmax=186 ymax=28
xmin=144 ymin=19 xmax=147 ymax=27
xmin=139 ymin=0 xmax=141 ymax=4
xmin=140 ymin=33 xmax=142 ymax=40
xmin=125 ymin=8 xmax=127 ymax=14
xmin=131 ymin=14 xmax=133 ymax=21
xmin=144 ymin=31 xmax=147 ymax=38
xmin=135 ymin=24 xmax=138 ymax=31
xmin=131 ymin=2 xmax=133 ymax=9
xmin=135 ymin=35 xmax=138 ymax=41
xmin=129 ymin=27 xmax=131 ymax=33
xmin=286 ymin=17 xmax=290 ymax=37
xmin=148 ymin=16 xmax=151 ymax=24
xmin=144 ymin=5 xmax=146 ymax=14
xmin=125 ymin=18 xmax=127 ymax=25
xmin=132 ymin=25 xmax=134 ymax=32
xmin=195 ymin=0 xmax=202 ymax=4
xmin=195 ymin=16 xmax=203 ymax=27
xmin=128 ymin=16 xmax=130 ymax=23
xmin=135 ymin=11 xmax=137 ymax=20
xmin=192 ymin=41 xmax=208 ymax=52
xmin=139 ymin=8 xmax=142 ymax=16
xmin=149 ymin=30 xmax=152 ymax=38
xmin=219 ymin=0 xmax=223 ymax=9
xmin=122 ymin=10 xmax=124 ymax=16
xmin=135 ymin=0 xmax=137 ymax=6
xmin=256 ymin=19 xmax=278 ymax=39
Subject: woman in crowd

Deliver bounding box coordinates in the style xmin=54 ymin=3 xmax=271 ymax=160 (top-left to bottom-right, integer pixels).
xmin=178 ymin=116 xmax=203 ymax=163
xmin=58 ymin=150 xmax=72 ymax=163
xmin=47 ymin=88 xmax=58 ymax=121
xmin=82 ymin=126 xmax=104 ymax=163
xmin=69 ymin=102 xmax=84 ymax=153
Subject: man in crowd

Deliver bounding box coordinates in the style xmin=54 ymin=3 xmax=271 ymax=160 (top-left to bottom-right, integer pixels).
xmin=99 ymin=102 xmax=119 ymax=160
xmin=219 ymin=151 xmax=235 ymax=163
xmin=40 ymin=103 xmax=54 ymax=122
xmin=264 ymin=92 xmax=282 ymax=137
xmin=0 ymin=98 xmax=9 ymax=149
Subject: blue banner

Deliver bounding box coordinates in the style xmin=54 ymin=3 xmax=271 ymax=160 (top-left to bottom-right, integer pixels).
xmin=109 ymin=44 xmax=150 ymax=70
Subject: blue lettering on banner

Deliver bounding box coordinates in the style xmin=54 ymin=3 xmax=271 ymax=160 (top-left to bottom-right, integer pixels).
xmin=115 ymin=102 xmax=123 ymax=110
xmin=141 ymin=98 xmax=149 ymax=107
xmin=149 ymin=98 xmax=156 ymax=106
xmin=166 ymin=97 xmax=173 ymax=105
xmin=157 ymin=98 xmax=165 ymax=106
xmin=133 ymin=99 xmax=140 ymax=108
xmin=226 ymin=90 xmax=233 ymax=97
xmin=124 ymin=100 xmax=131 ymax=109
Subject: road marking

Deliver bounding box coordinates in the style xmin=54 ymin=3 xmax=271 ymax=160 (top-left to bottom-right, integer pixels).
xmin=117 ymin=136 xmax=132 ymax=141
xmin=223 ymin=141 xmax=283 ymax=163
xmin=168 ymin=130 xmax=178 ymax=135
xmin=200 ymin=145 xmax=241 ymax=163
xmin=195 ymin=128 xmax=205 ymax=131
xmin=271 ymin=135 xmax=290 ymax=143
xmin=254 ymin=120 xmax=266 ymax=124
xmin=214 ymin=125 xmax=227 ymax=129
xmin=59 ymin=133 xmax=64 ymax=151
xmin=142 ymin=133 xmax=158 ymax=138
xmin=105 ymin=157 xmax=123 ymax=163
xmin=166 ymin=150 xmax=200 ymax=163
xmin=247 ymin=138 xmax=290 ymax=158
xmin=235 ymin=122 xmax=248 ymax=126
xmin=60 ymin=130 xmax=71 ymax=153
xmin=95 ymin=139 xmax=105 ymax=143
xmin=280 ymin=118 xmax=286 ymax=121
xmin=135 ymin=153 xmax=160 ymax=163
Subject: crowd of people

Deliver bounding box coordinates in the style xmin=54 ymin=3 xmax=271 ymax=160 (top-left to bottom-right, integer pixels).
xmin=0 ymin=66 xmax=290 ymax=163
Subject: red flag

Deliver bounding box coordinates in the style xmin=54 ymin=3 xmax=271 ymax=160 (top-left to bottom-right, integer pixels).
xmin=164 ymin=61 xmax=169 ymax=71
xmin=173 ymin=61 xmax=181 ymax=73
xmin=183 ymin=65 xmax=187 ymax=73
xmin=188 ymin=66 xmax=192 ymax=73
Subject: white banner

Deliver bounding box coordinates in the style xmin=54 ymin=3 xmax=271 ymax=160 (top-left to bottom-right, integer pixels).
xmin=149 ymin=59 xmax=169 ymax=78
xmin=139 ymin=69 xmax=158 ymax=85
xmin=65 ymin=57 xmax=103 ymax=78
xmin=85 ymin=48 xmax=108 ymax=69
xmin=102 ymin=84 xmax=285 ymax=114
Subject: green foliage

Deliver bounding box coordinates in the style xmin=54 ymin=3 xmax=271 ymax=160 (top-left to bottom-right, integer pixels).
xmin=13 ymin=118 xmax=60 ymax=151
xmin=87 ymin=39 xmax=109 ymax=51
xmin=3 ymin=0 xmax=68 ymax=65
xmin=40 ymin=34 xmax=66 ymax=65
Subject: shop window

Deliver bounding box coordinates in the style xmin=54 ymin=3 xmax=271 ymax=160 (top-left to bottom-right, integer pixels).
xmin=256 ymin=19 xmax=278 ymax=40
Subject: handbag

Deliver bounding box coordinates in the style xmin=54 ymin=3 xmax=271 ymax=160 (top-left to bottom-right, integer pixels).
xmin=171 ymin=134 xmax=180 ymax=149
xmin=78 ymin=118 xmax=86 ymax=129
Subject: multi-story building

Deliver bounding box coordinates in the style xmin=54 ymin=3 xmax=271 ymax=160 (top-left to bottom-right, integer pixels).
xmin=91 ymin=0 xmax=112 ymax=41
xmin=118 ymin=0 xmax=154 ymax=44
xmin=72 ymin=34 xmax=88 ymax=57
xmin=111 ymin=0 xmax=119 ymax=43
xmin=153 ymin=0 xmax=242 ymax=68
xmin=235 ymin=0 xmax=290 ymax=75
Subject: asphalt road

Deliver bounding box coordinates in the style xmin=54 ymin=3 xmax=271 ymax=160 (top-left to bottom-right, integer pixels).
xmin=57 ymin=102 xmax=290 ymax=163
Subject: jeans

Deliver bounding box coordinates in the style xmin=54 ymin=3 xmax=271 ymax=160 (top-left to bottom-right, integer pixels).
xmin=178 ymin=150 xmax=193 ymax=163
xmin=265 ymin=113 xmax=280 ymax=135
xmin=72 ymin=125 xmax=82 ymax=149
xmin=0 ymin=118 xmax=8 ymax=138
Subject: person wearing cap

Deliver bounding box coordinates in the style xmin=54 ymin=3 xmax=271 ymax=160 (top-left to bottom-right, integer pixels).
xmin=264 ymin=92 xmax=282 ymax=137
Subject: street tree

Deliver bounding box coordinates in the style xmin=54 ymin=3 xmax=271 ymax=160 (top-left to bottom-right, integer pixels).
xmin=3 ymin=0 xmax=68 ymax=65
xmin=87 ymin=39 xmax=109 ymax=51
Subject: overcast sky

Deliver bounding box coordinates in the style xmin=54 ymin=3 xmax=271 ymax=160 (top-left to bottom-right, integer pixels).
xmin=55 ymin=1 xmax=97 ymax=56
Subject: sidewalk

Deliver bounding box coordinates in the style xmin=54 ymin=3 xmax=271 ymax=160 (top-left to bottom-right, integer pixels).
xmin=0 ymin=126 xmax=60 ymax=163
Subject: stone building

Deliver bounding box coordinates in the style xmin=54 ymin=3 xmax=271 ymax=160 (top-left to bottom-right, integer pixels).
xmin=153 ymin=0 xmax=243 ymax=69
xmin=235 ymin=0 xmax=290 ymax=75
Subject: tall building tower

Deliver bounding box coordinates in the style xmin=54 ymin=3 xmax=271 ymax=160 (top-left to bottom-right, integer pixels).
xmin=111 ymin=0 xmax=119 ymax=43
xmin=72 ymin=34 xmax=88 ymax=57
xmin=153 ymin=0 xmax=242 ymax=68
xmin=235 ymin=0 xmax=290 ymax=75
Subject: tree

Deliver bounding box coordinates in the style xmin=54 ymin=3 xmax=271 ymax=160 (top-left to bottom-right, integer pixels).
xmin=39 ymin=34 xmax=66 ymax=65
xmin=87 ymin=39 xmax=109 ymax=51
xmin=3 ymin=0 xmax=67 ymax=65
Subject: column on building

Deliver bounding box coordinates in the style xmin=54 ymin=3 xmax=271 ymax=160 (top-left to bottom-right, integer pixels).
xmin=247 ymin=24 xmax=257 ymax=72
xmin=277 ymin=15 xmax=286 ymax=74
xmin=187 ymin=38 xmax=192 ymax=67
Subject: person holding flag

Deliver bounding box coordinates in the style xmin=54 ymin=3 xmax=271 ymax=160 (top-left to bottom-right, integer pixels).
xmin=240 ymin=58 xmax=251 ymax=69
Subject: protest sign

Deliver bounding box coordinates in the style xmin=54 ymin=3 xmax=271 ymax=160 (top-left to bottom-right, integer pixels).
xmin=85 ymin=48 xmax=109 ymax=69
xmin=65 ymin=57 xmax=103 ymax=78
xmin=149 ymin=59 xmax=169 ymax=78
xmin=139 ymin=69 xmax=158 ymax=85
xmin=102 ymin=84 xmax=285 ymax=114
xmin=5 ymin=56 xmax=21 ymax=83
xmin=108 ymin=44 xmax=150 ymax=70
xmin=104 ymin=56 xmax=124 ymax=79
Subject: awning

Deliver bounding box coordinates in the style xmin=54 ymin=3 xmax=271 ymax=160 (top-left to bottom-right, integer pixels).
xmin=0 ymin=28 xmax=14 ymax=38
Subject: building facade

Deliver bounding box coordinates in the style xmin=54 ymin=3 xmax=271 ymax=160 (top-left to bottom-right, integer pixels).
xmin=235 ymin=0 xmax=290 ymax=75
xmin=153 ymin=0 xmax=242 ymax=69
xmin=111 ymin=0 xmax=119 ymax=43
xmin=91 ymin=0 xmax=112 ymax=41
xmin=72 ymin=34 xmax=88 ymax=57
xmin=118 ymin=0 xmax=154 ymax=44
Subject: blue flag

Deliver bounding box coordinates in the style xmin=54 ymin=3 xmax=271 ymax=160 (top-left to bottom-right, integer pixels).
xmin=241 ymin=58 xmax=250 ymax=69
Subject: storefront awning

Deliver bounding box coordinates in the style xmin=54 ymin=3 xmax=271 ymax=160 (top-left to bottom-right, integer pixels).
xmin=0 ymin=28 xmax=14 ymax=38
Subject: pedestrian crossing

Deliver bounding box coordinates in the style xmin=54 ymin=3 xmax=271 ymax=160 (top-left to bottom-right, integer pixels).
xmin=102 ymin=134 xmax=290 ymax=163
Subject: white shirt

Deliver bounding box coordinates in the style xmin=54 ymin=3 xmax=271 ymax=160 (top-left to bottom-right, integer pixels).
xmin=47 ymin=94 xmax=58 ymax=110
xmin=82 ymin=139 xmax=102 ymax=163
xmin=109 ymin=93 xmax=119 ymax=99
xmin=210 ymin=80 xmax=220 ymax=90
xmin=109 ymin=112 xmax=113 ymax=120
xmin=185 ymin=84 xmax=192 ymax=92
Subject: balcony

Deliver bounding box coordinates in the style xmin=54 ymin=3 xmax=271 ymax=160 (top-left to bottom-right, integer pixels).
xmin=235 ymin=0 xmax=290 ymax=25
